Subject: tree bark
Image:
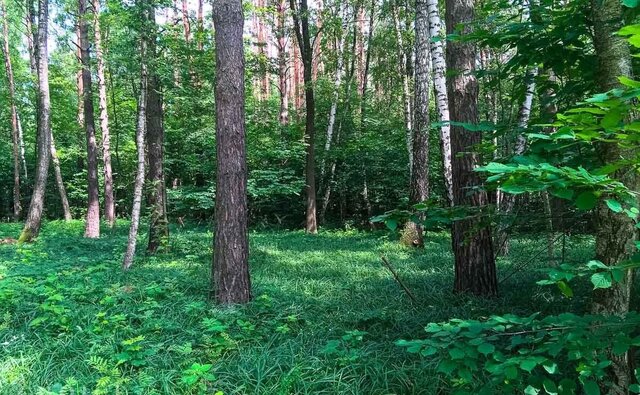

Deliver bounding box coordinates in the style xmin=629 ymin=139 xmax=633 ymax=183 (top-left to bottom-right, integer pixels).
xmin=146 ymin=7 xmax=169 ymax=254
xmin=1 ymin=0 xmax=22 ymax=220
xmin=407 ymin=0 xmax=430 ymax=248
xmin=290 ymin=0 xmax=317 ymax=233
xmin=391 ymin=1 xmax=413 ymax=171
xmin=122 ymin=6 xmax=149 ymax=270
xmin=19 ymin=0 xmax=52 ymax=242
xmin=79 ymin=0 xmax=100 ymax=238
xmin=212 ymin=0 xmax=252 ymax=304
xmin=427 ymin=0 xmax=453 ymax=206
xmin=446 ymin=0 xmax=497 ymax=296
xmin=93 ymin=0 xmax=115 ymax=227
xmin=276 ymin=0 xmax=289 ymax=125
xmin=590 ymin=0 xmax=636 ymax=392
xmin=50 ymin=134 xmax=73 ymax=221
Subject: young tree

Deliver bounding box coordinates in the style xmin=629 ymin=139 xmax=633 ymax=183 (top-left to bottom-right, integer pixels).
xmin=446 ymin=0 xmax=497 ymax=296
xmin=79 ymin=0 xmax=100 ymax=238
xmin=19 ymin=0 xmax=52 ymax=242
xmin=275 ymin=0 xmax=289 ymax=125
xmin=93 ymin=0 xmax=115 ymax=227
xmin=123 ymin=4 xmax=149 ymax=270
xmin=1 ymin=0 xmax=22 ymax=220
xmin=146 ymin=5 xmax=168 ymax=254
xmin=290 ymin=0 xmax=318 ymax=233
xmin=212 ymin=0 xmax=252 ymax=304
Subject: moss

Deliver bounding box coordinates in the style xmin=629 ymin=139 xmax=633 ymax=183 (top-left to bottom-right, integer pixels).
xmin=17 ymin=228 xmax=33 ymax=244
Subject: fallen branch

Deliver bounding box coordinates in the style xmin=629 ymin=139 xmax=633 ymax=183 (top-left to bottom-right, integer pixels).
xmin=380 ymin=255 xmax=418 ymax=304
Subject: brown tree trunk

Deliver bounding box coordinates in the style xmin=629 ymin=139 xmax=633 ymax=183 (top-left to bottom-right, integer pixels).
xmin=212 ymin=0 xmax=252 ymax=304
xmin=93 ymin=0 xmax=115 ymax=227
xmin=197 ymin=0 xmax=203 ymax=50
xmin=79 ymin=0 xmax=100 ymax=238
xmin=20 ymin=0 xmax=52 ymax=242
xmin=146 ymin=7 xmax=169 ymax=254
xmin=123 ymin=6 xmax=149 ymax=270
xmin=446 ymin=0 xmax=497 ymax=296
xmin=76 ymin=25 xmax=84 ymax=130
xmin=408 ymin=0 xmax=430 ymax=248
xmin=276 ymin=0 xmax=289 ymax=125
xmin=50 ymin=135 xmax=73 ymax=221
xmin=392 ymin=0 xmax=413 ymax=171
xmin=1 ymin=0 xmax=22 ymax=220
xmin=590 ymin=0 xmax=636 ymax=392
xmin=181 ymin=0 xmax=190 ymax=43
xmin=291 ymin=0 xmax=317 ymax=233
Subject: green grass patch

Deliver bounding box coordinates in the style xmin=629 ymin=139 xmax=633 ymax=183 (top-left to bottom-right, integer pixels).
xmin=0 ymin=221 xmax=593 ymax=394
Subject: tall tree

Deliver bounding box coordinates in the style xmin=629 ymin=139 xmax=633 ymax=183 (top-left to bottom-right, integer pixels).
xmin=446 ymin=0 xmax=497 ymax=296
xmin=1 ymin=0 xmax=22 ymax=220
xmin=275 ymin=0 xmax=289 ymax=125
xmin=407 ymin=0 xmax=430 ymax=247
xmin=93 ymin=0 xmax=115 ymax=227
xmin=427 ymin=0 xmax=453 ymax=205
xmin=212 ymin=0 xmax=252 ymax=304
xmin=19 ymin=0 xmax=52 ymax=242
xmin=146 ymin=5 xmax=169 ymax=254
xmin=391 ymin=0 xmax=413 ymax=171
xmin=79 ymin=0 xmax=100 ymax=238
xmin=590 ymin=0 xmax=636 ymax=390
xmin=123 ymin=4 xmax=149 ymax=270
xmin=290 ymin=0 xmax=318 ymax=233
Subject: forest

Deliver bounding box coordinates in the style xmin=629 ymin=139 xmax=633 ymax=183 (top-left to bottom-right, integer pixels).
xmin=1 ymin=0 xmax=640 ymax=393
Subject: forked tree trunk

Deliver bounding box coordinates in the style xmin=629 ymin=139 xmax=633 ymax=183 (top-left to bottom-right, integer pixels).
xmin=93 ymin=0 xmax=115 ymax=227
xmin=146 ymin=7 xmax=169 ymax=254
xmin=407 ymin=0 xmax=430 ymax=248
xmin=291 ymin=0 xmax=318 ymax=233
xmin=427 ymin=0 xmax=452 ymax=205
xmin=20 ymin=0 xmax=52 ymax=242
xmin=123 ymin=13 xmax=149 ymax=270
xmin=212 ymin=0 xmax=252 ymax=304
xmin=1 ymin=0 xmax=22 ymax=220
xmin=276 ymin=0 xmax=289 ymax=125
xmin=590 ymin=0 xmax=636 ymax=392
xmin=446 ymin=0 xmax=497 ymax=296
xmin=79 ymin=0 xmax=100 ymax=238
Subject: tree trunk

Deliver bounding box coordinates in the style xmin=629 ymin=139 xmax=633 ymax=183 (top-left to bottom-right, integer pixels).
xmin=93 ymin=0 xmax=115 ymax=227
xmin=590 ymin=0 xmax=636 ymax=392
xmin=276 ymin=0 xmax=289 ymax=125
xmin=426 ymin=0 xmax=453 ymax=206
xmin=1 ymin=0 xmax=22 ymax=220
xmin=19 ymin=0 xmax=52 ymax=242
xmin=146 ymin=7 xmax=169 ymax=254
xmin=197 ymin=0 xmax=203 ymax=50
xmin=122 ymin=7 xmax=149 ymax=270
xmin=446 ymin=0 xmax=497 ymax=296
xmin=181 ymin=0 xmax=190 ymax=43
xmin=407 ymin=0 xmax=430 ymax=248
xmin=212 ymin=0 xmax=252 ymax=304
xmin=76 ymin=25 xmax=84 ymax=130
xmin=291 ymin=0 xmax=317 ymax=233
xmin=79 ymin=0 xmax=100 ymax=238
xmin=392 ymin=1 xmax=413 ymax=171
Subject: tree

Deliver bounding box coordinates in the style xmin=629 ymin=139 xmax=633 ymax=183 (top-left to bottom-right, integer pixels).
xmin=446 ymin=0 xmax=497 ymax=296
xmin=93 ymin=0 xmax=115 ymax=227
xmin=212 ymin=0 xmax=252 ymax=304
xmin=290 ymin=0 xmax=318 ymax=233
xmin=19 ymin=0 xmax=52 ymax=243
xmin=275 ymin=0 xmax=289 ymax=125
xmin=1 ymin=0 xmax=22 ymax=220
xmin=123 ymin=3 xmax=149 ymax=270
xmin=391 ymin=0 xmax=413 ymax=171
xmin=146 ymin=4 xmax=169 ymax=254
xmin=79 ymin=0 xmax=100 ymax=238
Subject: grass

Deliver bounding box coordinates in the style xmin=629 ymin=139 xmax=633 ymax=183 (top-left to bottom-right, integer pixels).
xmin=0 ymin=221 xmax=594 ymax=394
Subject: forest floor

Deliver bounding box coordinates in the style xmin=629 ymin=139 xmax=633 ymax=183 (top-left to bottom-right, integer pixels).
xmin=0 ymin=221 xmax=593 ymax=394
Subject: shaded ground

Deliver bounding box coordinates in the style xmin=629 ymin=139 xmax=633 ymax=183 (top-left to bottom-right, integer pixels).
xmin=0 ymin=221 xmax=593 ymax=394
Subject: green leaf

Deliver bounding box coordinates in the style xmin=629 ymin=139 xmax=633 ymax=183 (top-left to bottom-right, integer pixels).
xmin=449 ymin=347 xmax=465 ymax=360
xmin=505 ymin=365 xmax=518 ymax=380
xmin=582 ymin=380 xmax=600 ymax=395
xmin=622 ymin=0 xmax=640 ymax=8
xmin=557 ymin=281 xmax=573 ymax=298
xmin=543 ymin=361 xmax=558 ymax=374
xmin=524 ymin=385 xmax=540 ymax=395
xmin=591 ymin=272 xmax=613 ymax=289
xmin=519 ymin=358 xmax=539 ymax=373
xmin=543 ymin=379 xmax=558 ymax=395
xmin=386 ymin=219 xmax=398 ymax=231
xmin=477 ymin=342 xmax=495 ymax=355
xmin=576 ymin=191 xmax=598 ymax=211
xmin=605 ymin=199 xmax=623 ymax=213
xmin=629 ymin=383 xmax=640 ymax=393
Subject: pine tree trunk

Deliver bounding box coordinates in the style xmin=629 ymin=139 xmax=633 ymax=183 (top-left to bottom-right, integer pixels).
xmin=291 ymin=0 xmax=317 ymax=233
xmin=408 ymin=0 xmax=430 ymax=248
xmin=1 ymin=0 xmax=22 ymax=220
xmin=79 ymin=0 xmax=100 ymax=238
xmin=146 ymin=7 xmax=169 ymax=254
xmin=122 ymin=8 xmax=149 ymax=270
xmin=276 ymin=0 xmax=289 ymax=125
xmin=590 ymin=0 xmax=636 ymax=391
xmin=426 ymin=0 xmax=452 ymax=205
xmin=93 ymin=0 xmax=115 ymax=227
xmin=20 ymin=0 xmax=52 ymax=242
xmin=446 ymin=0 xmax=497 ymax=296
xmin=212 ymin=0 xmax=252 ymax=304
